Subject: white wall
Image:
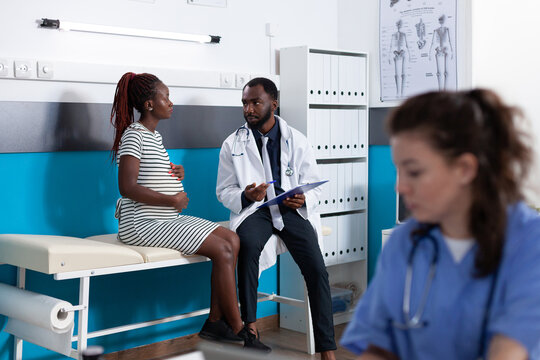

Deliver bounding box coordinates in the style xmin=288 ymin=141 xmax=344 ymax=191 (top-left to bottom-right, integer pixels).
xmin=0 ymin=0 xmax=339 ymax=105
xmin=337 ymin=0 xmax=378 ymax=106
xmin=472 ymin=0 xmax=540 ymax=205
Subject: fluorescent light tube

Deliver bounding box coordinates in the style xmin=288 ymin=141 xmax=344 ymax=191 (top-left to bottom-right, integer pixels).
xmin=39 ymin=18 xmax=220 ymax=44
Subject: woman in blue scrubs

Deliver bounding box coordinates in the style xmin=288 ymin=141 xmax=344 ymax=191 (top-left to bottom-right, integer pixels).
xmin=341 ymin=89 xmax=540 ymax=359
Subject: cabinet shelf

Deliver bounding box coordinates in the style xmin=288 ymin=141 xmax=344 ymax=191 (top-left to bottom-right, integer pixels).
xmin=279 ymin=45 xmax=369 ymax=333
xmin=309 ymin=103 xmax=368 ymax=108
xmin=320 ymin=209 xmax=367 ymax=217
xmin=316 ymin=155 xmax=368 ymax=162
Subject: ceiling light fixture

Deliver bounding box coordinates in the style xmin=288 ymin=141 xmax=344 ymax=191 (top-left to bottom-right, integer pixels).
xmin=39 ymin=18 xmax=220 ymax=44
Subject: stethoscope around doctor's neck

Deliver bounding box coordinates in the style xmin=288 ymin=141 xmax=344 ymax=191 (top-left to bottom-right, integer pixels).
xmin=231 ymin=125 xmax=294 ymax=176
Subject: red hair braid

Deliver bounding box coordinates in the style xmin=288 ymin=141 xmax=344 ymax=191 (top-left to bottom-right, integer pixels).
xmin=110 ymin=72 xmax=161 ymax=159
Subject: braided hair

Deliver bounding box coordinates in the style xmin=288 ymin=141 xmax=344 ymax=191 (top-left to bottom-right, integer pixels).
xmin=110 ymin=72 xmax=162 ymax=159
xmin=387 ymin=89 xmax=532 ymax=277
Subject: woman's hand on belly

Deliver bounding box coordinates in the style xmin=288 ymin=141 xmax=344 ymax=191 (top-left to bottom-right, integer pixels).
xmin=171 ymin=192 xmax=189 ymax=212
xmin=169 ymin=162 xmax=185 ymax=181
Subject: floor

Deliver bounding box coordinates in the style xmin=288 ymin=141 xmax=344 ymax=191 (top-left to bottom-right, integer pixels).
xmin=154 ymin=323 xmax=357 ymax=360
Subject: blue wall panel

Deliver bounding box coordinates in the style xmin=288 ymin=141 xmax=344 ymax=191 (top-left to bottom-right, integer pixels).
xmin=0 ymin=145 xmax=397 ymax=359
xmin=367 ymin=146 xmax=397 ymax=280
xmin=0 ymin=149 xmax=277 ymax=360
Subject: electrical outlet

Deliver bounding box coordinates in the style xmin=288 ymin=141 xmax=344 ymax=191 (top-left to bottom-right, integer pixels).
xmin=37 ymin=61 xmax=54 ymax=79
xmin=14 ymin=60 xmax=33 ymax=78
xmin=220 ymin=72 xmax=234 ymax=88
xmin=0 ymin=59 xmax=8 ymax=77
xmin=235 ymin=73 xmax=250 ymax=88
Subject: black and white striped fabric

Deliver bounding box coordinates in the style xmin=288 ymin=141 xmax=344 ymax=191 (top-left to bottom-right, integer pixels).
xmin=115 ymin=122 xmax=218 ymax=255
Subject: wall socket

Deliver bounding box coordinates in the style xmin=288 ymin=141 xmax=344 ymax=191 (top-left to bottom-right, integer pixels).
xmin=37 ymin=61 xmax=54 ymax=79
xmin=14 ymin=60 xmax=33 ymax=78
xmin=0 ymin=59 xmax=8 ymax=77
xmin=235 ymin=73 xmax=250 ymax=88
xmin=220 ymin=72 xmax=234 ymax=88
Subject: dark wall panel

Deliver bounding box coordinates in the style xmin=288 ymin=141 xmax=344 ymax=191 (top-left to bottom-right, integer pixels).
xmin=0 ymin=102 xmax=244 ymax=153
xmin=1 ymin=101 xmax=394 ymax=153
xmin=369 ymin=107 xmax=393 ymax=146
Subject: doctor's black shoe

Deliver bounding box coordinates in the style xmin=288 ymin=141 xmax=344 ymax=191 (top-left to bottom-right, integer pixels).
xmin=198 ymin=319 xmax=243 ymax=343
xmin=237 ymin=326 xmax=272 ymax=353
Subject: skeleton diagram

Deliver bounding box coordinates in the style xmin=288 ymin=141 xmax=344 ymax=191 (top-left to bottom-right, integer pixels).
xmin=415 ymin=18 xmax=426 ymax=49
xmin=388 ymin=19 xmax=410 ymax=98
xmin=429 ymin=14 xmax=453 ymax=90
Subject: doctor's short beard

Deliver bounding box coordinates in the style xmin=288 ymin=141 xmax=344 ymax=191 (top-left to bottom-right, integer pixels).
xmin=245 ymin=107 xmax=273 ymax=131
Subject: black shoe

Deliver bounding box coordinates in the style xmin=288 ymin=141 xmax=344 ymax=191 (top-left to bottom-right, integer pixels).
xmin=237 ymin=326 xmax=272 ymax=353
xmin=198 ymin=319 xmax=243 ymax=343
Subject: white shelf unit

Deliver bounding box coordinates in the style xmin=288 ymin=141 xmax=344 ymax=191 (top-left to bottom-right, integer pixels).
xmin=278 ymin=46 xmax=369 ymax=332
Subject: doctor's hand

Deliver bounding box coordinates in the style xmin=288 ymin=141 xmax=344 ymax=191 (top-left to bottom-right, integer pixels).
xmin=169 ymin=162 xmax=185 ymax=181
xmin=171 ymin=192 xmax=189 ymax=212
xmin=282 ymin=194 xmax=305 ymax=210
xmin=244 ymin=183 xmax=269 ymax=202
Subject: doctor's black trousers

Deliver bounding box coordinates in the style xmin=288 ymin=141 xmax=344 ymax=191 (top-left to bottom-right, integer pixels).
xmin=236 ymin=206 xmax=337 ymax=352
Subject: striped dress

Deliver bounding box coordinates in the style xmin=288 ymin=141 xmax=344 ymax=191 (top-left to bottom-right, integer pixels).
xmin=115 ymin=122 xmax=218 ymax=254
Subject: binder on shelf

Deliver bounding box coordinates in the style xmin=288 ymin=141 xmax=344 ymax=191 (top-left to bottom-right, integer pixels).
xmin=347 ymin=56 xmax=356 ymax=103
xmin=350 ymin=56 xmax=360 ymax=105
xmin=342 ymin=110 xmax=351 ymax=157
xmin=358 ymin=109 xmax=368 ymax=156
xmin=308 ymin=54 xmax=317 ymax=103
xmin=323 ymin=54 xmax=332 ymax=104
xmin=317 ymin=165 xmax=332 ymax=213
xmin=337 ymin=214 xmax=350 ymax=263
xmin=330 ymin=55 xmax=339 ymax=104
xmin=321 ymin=216 xmax=338 ymax=266
xmin=357 ymin=56 xmax=367 ymax=105
xmin=345 ymin=110 xmax=355 ymax=157
xmin=318 ymin=109 xmax=331 ymax=158
xmin=352 ymin=162 xmax=367 ymax=210
xmin=344 ymin=162 xmax=353 ymax=211
xmin=350 ymin=110 xmax=360 ymax=156
xmin=330 ymin=110 xmax=348 ymax=158
xmin=338 ymin=213 xmax=366 ymax=264
xmin=356 ymin=212 xmax=368 ymax=261
xmin=330 ymin=110 xmax=339 ymax=158
xmin=308 ymin=108 xmax=318 ymax=152
xmin=309 ymin=53 xmax=324 ymax=104
xmin=323 ymin=164 xmax=338 ymax=213
xmin=338 ymin=56 xmax=350 ymax=104
xmin=337 ymin=163 xmax=346 ymax=212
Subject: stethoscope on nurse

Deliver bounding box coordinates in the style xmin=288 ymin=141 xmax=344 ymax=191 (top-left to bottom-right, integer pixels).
xmin=394 ymin=225 xmax=499 ymax=357
xmin=232 ymin=125 xmax=294 ymax=177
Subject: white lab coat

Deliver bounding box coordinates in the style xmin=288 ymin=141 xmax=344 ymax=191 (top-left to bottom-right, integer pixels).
xmin=216 ymin=116 xmax=323 ymax=273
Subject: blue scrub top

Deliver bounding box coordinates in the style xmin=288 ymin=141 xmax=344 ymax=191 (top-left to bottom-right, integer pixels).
xmin=341 ymin=201 xmax=540 ymax=359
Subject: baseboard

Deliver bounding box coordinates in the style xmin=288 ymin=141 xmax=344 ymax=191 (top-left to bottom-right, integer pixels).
xmin=103 ymin=315 xmax=279 ymax=360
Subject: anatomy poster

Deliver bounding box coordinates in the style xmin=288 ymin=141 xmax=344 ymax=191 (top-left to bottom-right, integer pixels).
xmin=380 ymin=0 xmax=457 ymax=101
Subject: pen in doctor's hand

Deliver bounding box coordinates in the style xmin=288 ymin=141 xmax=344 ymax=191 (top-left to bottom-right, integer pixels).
xmin=266 ymin=180 xmax=276 ymax=185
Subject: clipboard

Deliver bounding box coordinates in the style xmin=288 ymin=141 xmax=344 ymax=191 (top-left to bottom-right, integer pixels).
xmin=257 ymin=180 xmax=329 ymax=208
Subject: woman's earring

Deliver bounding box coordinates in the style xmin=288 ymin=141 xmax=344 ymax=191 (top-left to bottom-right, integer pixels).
xmin=148 ymin=107 xmax=153 ymax=111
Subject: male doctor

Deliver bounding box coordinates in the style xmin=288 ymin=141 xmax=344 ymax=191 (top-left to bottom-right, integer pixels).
xmin=216 ymin=77 xmax=336 ymax=359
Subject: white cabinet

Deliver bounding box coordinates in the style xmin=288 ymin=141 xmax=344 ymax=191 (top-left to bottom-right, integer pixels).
xmin=279 ymin=46 xmax=369 ymax=329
